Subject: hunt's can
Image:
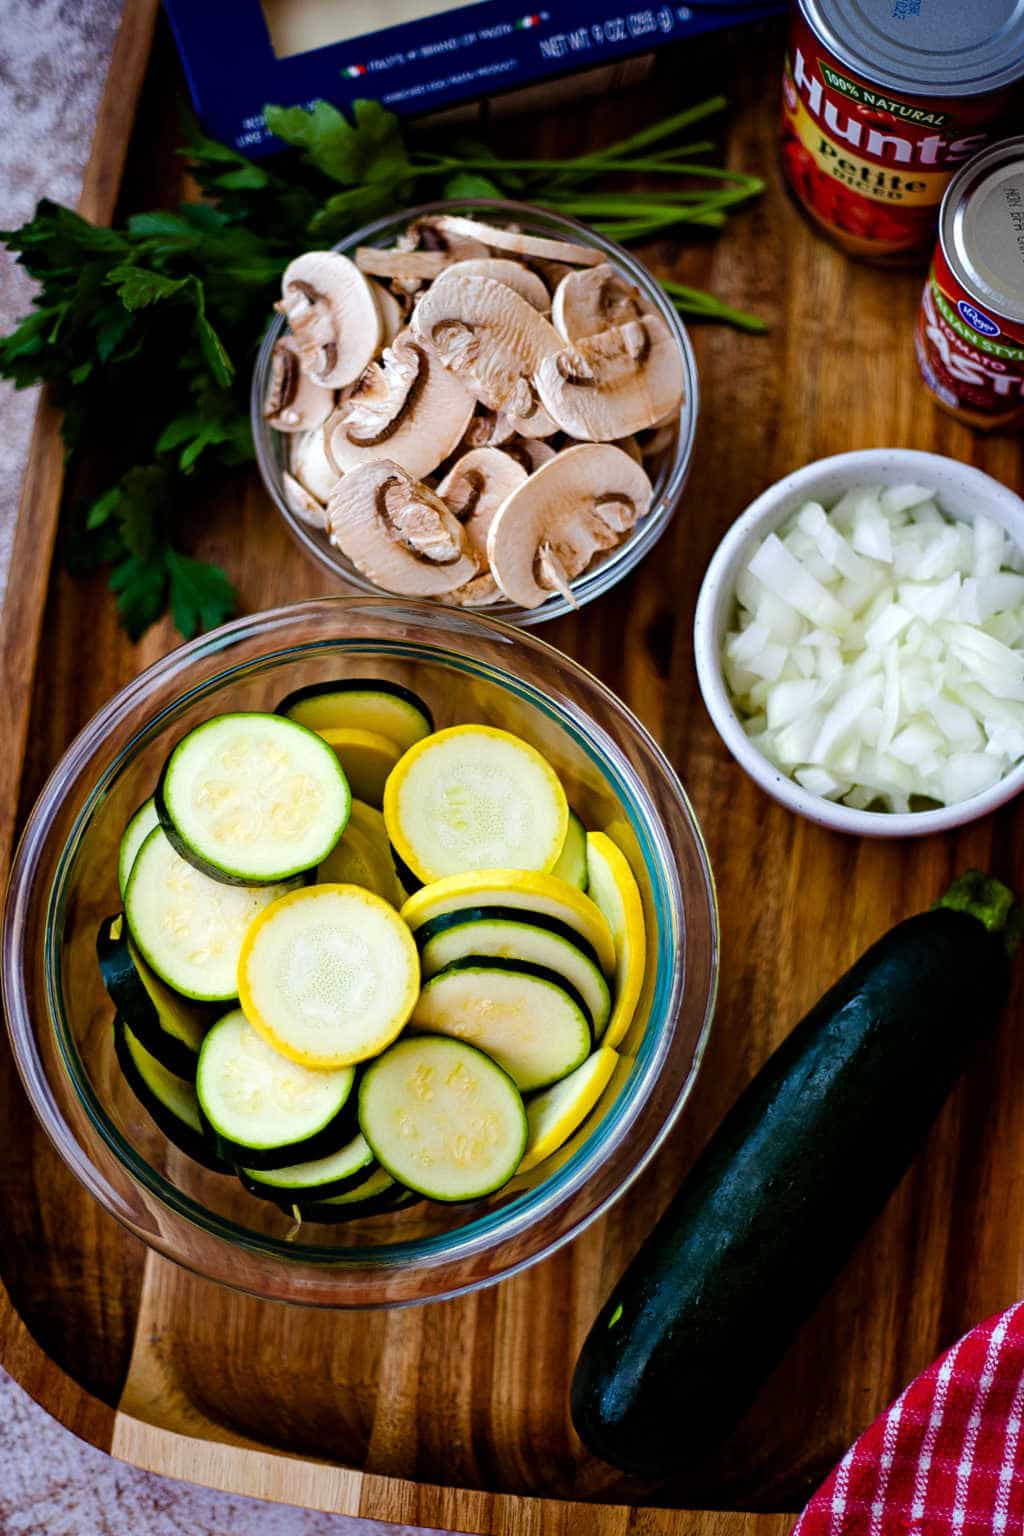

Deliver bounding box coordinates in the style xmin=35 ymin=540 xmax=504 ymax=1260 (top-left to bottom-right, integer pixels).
xmin=781 ymin=0 xmax=1024 ymax=262
xmin=916 ymin=138 xmax=1024 ymax=430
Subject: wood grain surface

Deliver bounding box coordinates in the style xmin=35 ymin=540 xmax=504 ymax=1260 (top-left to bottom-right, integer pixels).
xmin=2 ymin=13 xmax=1024 ymax=1534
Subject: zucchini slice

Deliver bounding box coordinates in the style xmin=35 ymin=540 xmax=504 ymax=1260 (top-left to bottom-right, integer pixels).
xmin=401 ymin=870 xmax=616 ymax=976
xmin=196 ymin=1008 xmax=357 ymax=1169
xmin=412 ymin=958 xmax=592 ymax=1092
xmin=239 ymin=1131 xmax=376 ymax=1202
xmin=517 ymin=1046 xmax=619 ymax=1174
xmin=276 ymin=679 xmax=433 ymax=752
xmin=118 ymin=797 xmax=160 ymax=900
xmin=237 ymin=884 xmax=420 ymax=1068
xmin=383 ymin=725 xmax=569 ymax=885
xmin=552 ymin=810 xmax=589 ymax=891
xmin=157 ymin=712 xmax=350 ymax=884
xmin=97 ymin=913 xmax=210 ymax=1078
xmin=418 ymin=907 xmax=611 ymax=1036
xmin=289 ymin=1166 xmax=419 ymax=1223
xmin=359 ymin=1035 xmax=527 ymax=1201
xmin=114 ymin=1017 xmax=226 ymax=1173
xmin=125 ymin=827 xmax=298 ymax=1002
xmin=586 ymin=832 xmax=647 ymax=1048
xmin=318 ymin=727 xmax=402 ymax=808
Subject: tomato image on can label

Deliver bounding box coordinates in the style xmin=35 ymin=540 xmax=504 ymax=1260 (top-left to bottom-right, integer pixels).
xmin=781 ymin=8 xmax=1016 ymax=261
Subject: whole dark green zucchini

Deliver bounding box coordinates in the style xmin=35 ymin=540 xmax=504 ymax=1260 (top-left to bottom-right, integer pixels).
xmin=571 ymin=871 xmax=1018 ymax=1478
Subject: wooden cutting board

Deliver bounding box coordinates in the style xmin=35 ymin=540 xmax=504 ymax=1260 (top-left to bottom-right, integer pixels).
xmin=2 ymin=6 xmax=1023 ymax=1532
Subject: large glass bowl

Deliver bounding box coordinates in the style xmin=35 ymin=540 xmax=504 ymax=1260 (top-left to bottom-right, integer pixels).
xmin=251 ymin=199 xmax=699 ymax=625
xmin=2 ymin=599 xmax=717 ymax=1307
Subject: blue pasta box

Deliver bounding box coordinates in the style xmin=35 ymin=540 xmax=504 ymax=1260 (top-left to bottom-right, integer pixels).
xmin=163 ymin=1 xmax=785 ymax=155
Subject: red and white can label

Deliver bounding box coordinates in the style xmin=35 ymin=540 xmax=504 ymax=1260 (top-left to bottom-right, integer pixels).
xmin=915 ymin=245 xmax=1024 ymax=425
xmin=781 ymin=12 xmax=1010 ymax=258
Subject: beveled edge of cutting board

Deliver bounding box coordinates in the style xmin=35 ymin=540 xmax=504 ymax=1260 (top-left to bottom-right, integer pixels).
xmin=108 ymin=1411 xmax=794 ymax=1535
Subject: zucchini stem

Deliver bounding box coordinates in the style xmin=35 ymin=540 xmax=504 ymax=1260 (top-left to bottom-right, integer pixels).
xmin=937 ymin=870 xmax=1021 ymax=953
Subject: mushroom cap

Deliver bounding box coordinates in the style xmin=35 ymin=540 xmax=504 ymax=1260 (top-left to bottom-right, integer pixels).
xmin=411 ymin=272 xmax=563 ymax=439
xmin=486 ymin=443 xmax=652 ymax=609
xmin=290 ymin=425 xmax=341 ymax=505
xmin=282 ymin=472 xmax=329 ymax=531
xmin=326 ymin=460 xmax=479 ymax=597
xmin=445 ymin=258 xmax=551 ymax=312
xmin=437 ymin=447 xmax=528 ymax=561
xmin=264 ymin=337 xmax=335 ymax=433
xmin=432 ymin=215 xmax=603 ymax=268
xmin=325 ymin=330 xmax=475 ymax=482
xmin=535 ymin=311 xmax=685 ymax=442
xmin=277 ymin=251 xmax=381 ymax=390
xmin=551 ymin=263 xmax=645 ymax=341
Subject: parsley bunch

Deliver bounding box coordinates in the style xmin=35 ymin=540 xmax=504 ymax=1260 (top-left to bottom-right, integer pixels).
xmin=0 ymin=97 xmax=763 ymax=639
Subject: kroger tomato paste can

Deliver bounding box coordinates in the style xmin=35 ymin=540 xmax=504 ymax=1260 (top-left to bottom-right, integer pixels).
xmin=916 ymin=139 xmax=1024 ymax=429
xmin=781 ymin=0 xmax=1024 ymax=262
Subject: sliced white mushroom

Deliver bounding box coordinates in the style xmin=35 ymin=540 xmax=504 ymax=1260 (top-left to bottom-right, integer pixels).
xmin=276 ymin=251 xmax=381 ymax=389
xmin=552 ymin=263 xmax=645 ymax=341
xmin=397 ymin=216 xmax=490 ymax=263
xmin=460 ymin=406 xmax=517 ymax=450
xmin=445 ymin=258 xmax=551 ymax=312
xmin=486 ymin=443 xmax=652 ymax=609
xmin=525 ymin=257 xmax=574 ymax=296
xmin=638 ymin=421 xmax=678 ymax=462
xmin=325 ymin=330 xmax=475 ymax=481
xmin=535 ymin=311 xmax=684 ymax=441
xmin=282 ymin=472 xmax=329 ymax=532
xmin=326 ymin=460 xmax=479 ymax=596
xmin=432 ymin=215 xmax=603 ymax=268
xmin=502 ymin=436 xmax=558 ymax=473
xmin=368 ymin=279 xmax=405 ymax=346
xmin=264 ymin=337 xmax=335 ymax=433
xmin=443 ymin=572 xmax=502 ymax=607
xmin=437 ymin=447 xmax=528 ymax=565
xmin=355 ymin=248 xmax=451 ymax=285
xmin=615 ymin=434 xmax=643 ymax=465
xmin=290 ymin=426 xmax=341 ymax=504
xmin=411 ymin=272 xmax=563 ymax=439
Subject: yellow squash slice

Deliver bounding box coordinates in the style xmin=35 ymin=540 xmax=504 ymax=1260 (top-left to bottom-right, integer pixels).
xmin=585 ymin=832 xmax=647 ymax=1048
xmin=238 ymin=884 xmax=420 ymax=1068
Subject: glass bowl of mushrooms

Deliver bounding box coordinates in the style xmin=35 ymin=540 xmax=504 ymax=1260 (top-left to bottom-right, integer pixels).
xmin=251 ymin=200 xmax=698 ymax=623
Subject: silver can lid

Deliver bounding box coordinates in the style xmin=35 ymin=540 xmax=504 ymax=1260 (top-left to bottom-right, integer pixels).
xmin=798 ymin=0 xmax=1024 ymax=97
xmin=940 ymin=137 xmax=1024 ymax=322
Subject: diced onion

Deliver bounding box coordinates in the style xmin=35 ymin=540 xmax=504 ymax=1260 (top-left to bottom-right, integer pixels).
xmin=724 ymin=485 xmax=1024 ymax=813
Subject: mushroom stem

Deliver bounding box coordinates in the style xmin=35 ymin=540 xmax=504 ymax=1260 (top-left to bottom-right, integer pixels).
xmin=537 ymin=544 xmax=578 ymax=608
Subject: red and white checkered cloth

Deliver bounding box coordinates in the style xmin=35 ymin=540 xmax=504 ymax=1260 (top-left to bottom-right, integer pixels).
xmin=793 ymin=1303 xmax=1024 ymax=1536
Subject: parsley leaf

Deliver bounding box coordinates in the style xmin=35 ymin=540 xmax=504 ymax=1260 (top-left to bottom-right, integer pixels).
xmin=110 ymin=551 xmax=169 ymax=638
xmin=166 ymin=550 xmax=237 ymax=638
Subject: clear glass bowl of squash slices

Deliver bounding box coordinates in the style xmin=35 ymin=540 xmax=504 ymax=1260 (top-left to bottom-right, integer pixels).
xmin=2 ymin=598 xmax=717 ymax=1306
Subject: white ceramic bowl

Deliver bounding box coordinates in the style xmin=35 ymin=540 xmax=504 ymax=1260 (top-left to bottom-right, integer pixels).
xmin=694 ymin=448 xmax=1024 ymax=838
